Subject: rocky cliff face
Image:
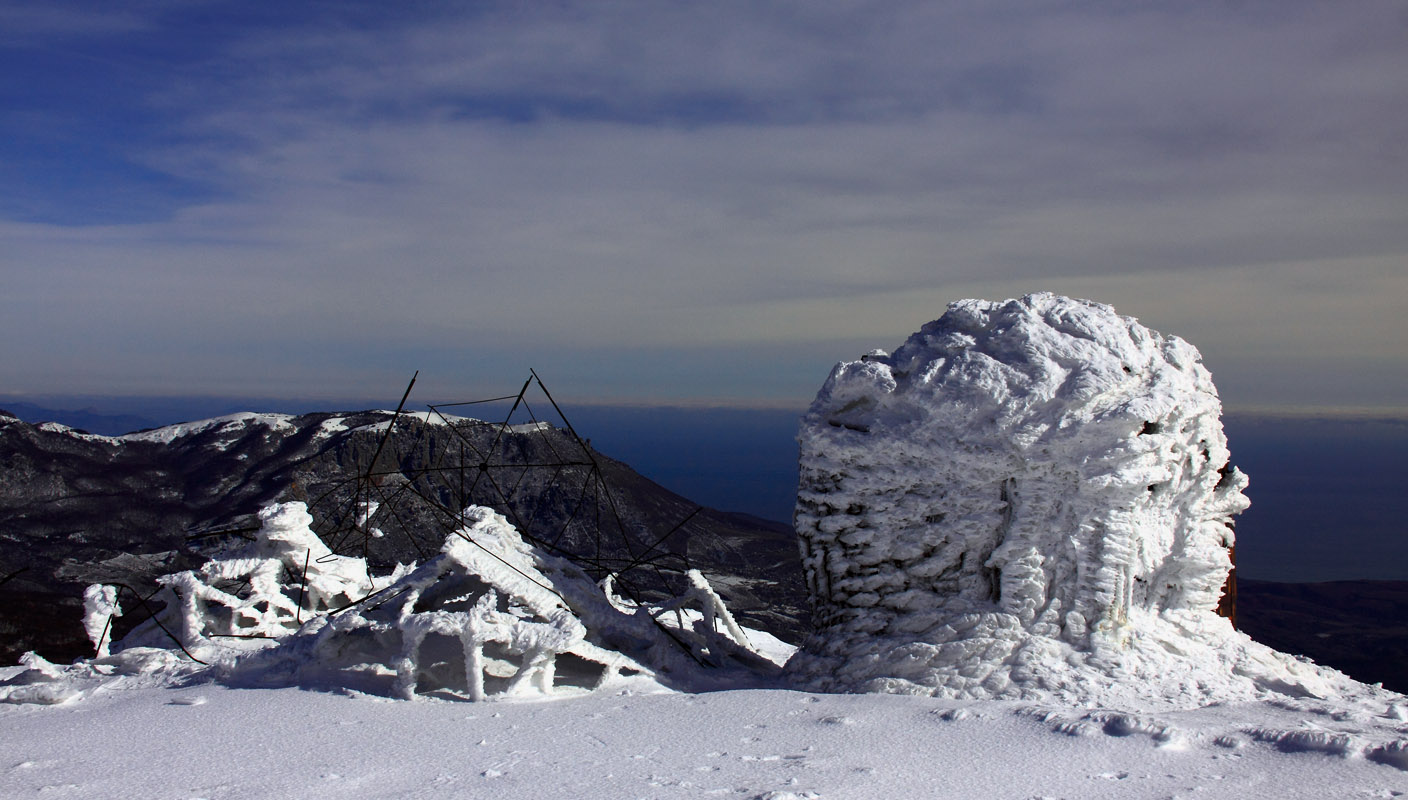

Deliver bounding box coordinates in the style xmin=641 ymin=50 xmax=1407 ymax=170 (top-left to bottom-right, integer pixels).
xmin=786 ymin=294 xmax=1370 ymax=709
xmin=0 ymin=410 xmax=803 ymax=663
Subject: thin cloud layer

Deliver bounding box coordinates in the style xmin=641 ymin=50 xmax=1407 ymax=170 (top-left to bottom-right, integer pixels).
xmin=2 ymin=1 xmax=1405 ymax=407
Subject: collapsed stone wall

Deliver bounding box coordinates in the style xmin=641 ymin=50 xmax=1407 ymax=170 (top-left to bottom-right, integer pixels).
xmin=787 ymin=294 xmax=1352 ymax=708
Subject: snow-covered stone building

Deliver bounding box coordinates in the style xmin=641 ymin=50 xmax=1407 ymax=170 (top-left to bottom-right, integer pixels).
xmin=786 ymin=294 xmax=1348 ymax=708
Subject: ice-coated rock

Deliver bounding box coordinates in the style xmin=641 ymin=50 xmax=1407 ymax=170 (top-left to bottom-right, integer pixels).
xmin=786 ymin=293 xmax=1365 ymax=709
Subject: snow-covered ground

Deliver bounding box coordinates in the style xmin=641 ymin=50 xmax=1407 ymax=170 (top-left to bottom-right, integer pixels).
xmin=2 ymin=680 xmax=1405 ymax=799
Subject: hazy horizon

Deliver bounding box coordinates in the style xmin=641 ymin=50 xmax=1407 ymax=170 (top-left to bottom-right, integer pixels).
xmin=8 ymin=389 xmax=1408 ymax=422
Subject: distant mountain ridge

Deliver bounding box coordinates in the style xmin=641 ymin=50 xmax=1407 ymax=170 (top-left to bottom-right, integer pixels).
xmin=0 ymin=409 xmax=805 ymax=664
xmin=2 ymin=402 xmax=159 ymax=437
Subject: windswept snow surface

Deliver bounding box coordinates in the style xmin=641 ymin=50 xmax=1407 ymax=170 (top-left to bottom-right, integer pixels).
xmin=1 ymin=681 xmax=1406 ymax=799
xmin=789 ymin=294 xmax=1396 ymax=712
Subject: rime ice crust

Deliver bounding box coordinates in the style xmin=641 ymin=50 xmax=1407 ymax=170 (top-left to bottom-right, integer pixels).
xmin=787 ymin=294 xmax=1367 ymax=708
xmin=33 ymin=502 xmax=784 ymax=705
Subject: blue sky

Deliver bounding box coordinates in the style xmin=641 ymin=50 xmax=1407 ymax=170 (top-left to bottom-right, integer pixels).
xmin=3 ymin=0 xmax=1406 ymax=410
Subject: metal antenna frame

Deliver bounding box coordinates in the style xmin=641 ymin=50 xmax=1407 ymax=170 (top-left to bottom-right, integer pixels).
xmin=304 ymin=371 xmax=706 ymax=639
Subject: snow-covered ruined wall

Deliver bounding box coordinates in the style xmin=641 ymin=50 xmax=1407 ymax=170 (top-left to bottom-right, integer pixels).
xmin=787 ymin=294 xmax=1350 ymax=708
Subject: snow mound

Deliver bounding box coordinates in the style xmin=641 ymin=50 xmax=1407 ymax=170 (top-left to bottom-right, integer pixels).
xmin=21 ymin=502 xmax=783 ymax=705
xmin=787 ymin=293 xmax=1390 ymax=710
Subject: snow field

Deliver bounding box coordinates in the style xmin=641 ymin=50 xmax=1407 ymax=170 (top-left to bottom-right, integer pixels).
xmin=2 ymin=684 xmax=1405 ymax=799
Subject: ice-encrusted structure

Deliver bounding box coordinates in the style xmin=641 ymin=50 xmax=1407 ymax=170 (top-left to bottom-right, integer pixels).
xmin=45 ymin=501 xmax=778 ymax=704
xmin=81 ymin=584 xmax=120 ymax=659
xmin=240 ymin=504 xmax=770 ymax=700
xmin=134 ymin=502 xmax=374 ymax=646
xmin=787 ymin=294 xmax=1361 ymax=708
